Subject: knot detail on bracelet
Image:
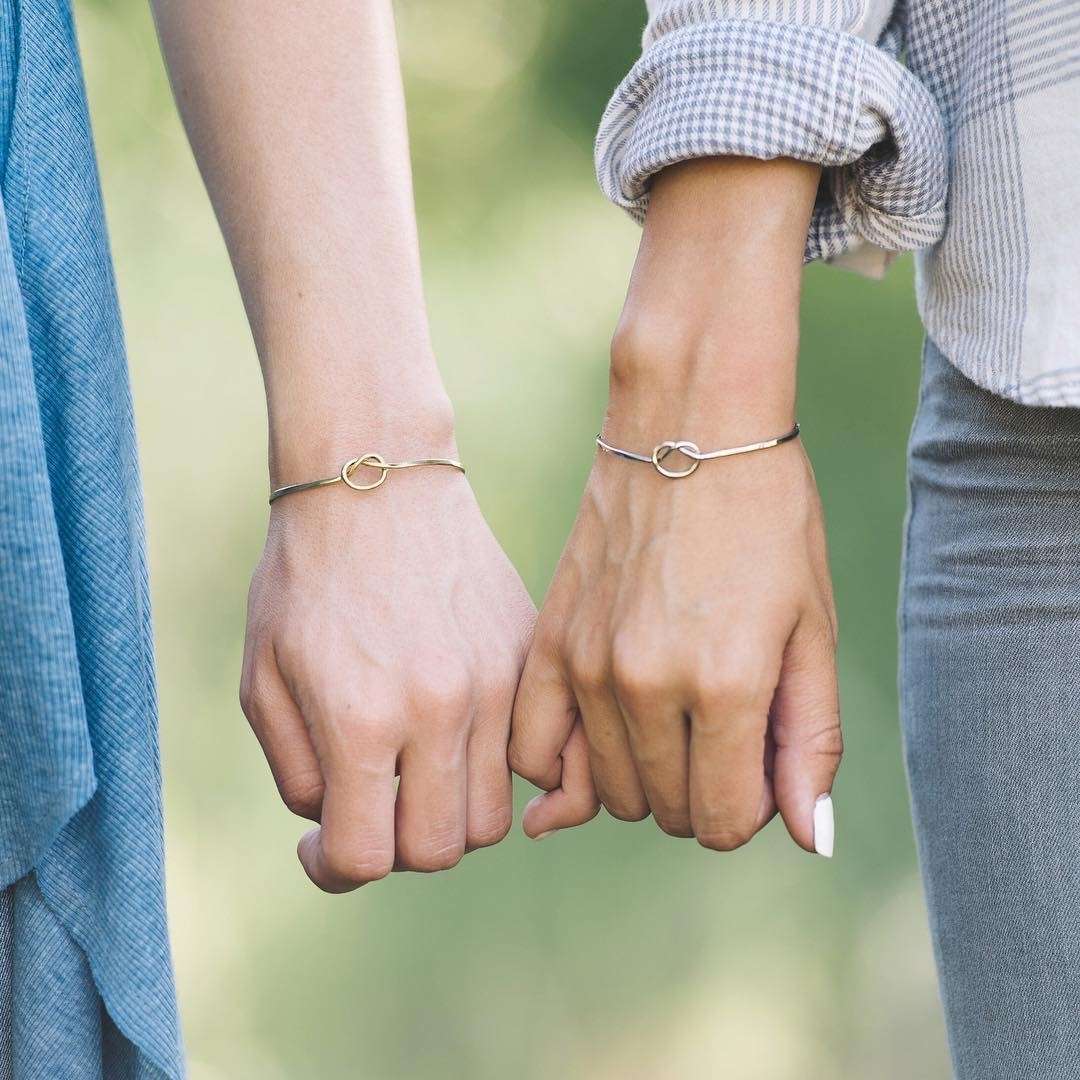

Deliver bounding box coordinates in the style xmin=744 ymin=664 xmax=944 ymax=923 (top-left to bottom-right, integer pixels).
xmin=596 ymin=423 xmax=800 ymax=478
xmin=651 ymin=441 xmax=701 ymax=479
xmin=269 ymin=452 xmax=465 ymax=504
xmin=340 ymin=453 xmax=391 ymax=491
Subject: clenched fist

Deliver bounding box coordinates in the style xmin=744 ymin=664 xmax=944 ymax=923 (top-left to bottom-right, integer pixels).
xmin=241 ymin=463 xmax=535 ymax=891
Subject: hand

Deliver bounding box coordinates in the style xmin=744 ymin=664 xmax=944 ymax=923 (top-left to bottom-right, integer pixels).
xmin=158 ymin=0 xmax=541 ymax=887
xmin=510 ymin=424 xmax=841 ymax=853
xmin=241 ymin=461 xmax=535 ymax=891
xmin=509 ymin=156 xmax=841 ymax=854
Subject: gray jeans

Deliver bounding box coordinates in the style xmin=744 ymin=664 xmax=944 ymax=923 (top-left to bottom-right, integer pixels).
xmin=901 ymin=340 xmax=1080 ymax=1078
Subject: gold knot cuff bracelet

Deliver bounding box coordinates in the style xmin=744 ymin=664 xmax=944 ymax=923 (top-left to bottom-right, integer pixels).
xmin=596 ymin=423 xmax=800 ymax=478
xmin=269 ymin=453 xmax=465 ymax=504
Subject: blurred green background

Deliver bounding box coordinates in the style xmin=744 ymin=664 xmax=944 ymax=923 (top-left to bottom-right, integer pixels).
xmin=76 ymin=1 xmax=950 ymax=1077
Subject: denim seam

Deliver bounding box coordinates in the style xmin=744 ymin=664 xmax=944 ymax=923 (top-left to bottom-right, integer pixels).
xmin=898 ymin=336 xmax=961 ymax=1077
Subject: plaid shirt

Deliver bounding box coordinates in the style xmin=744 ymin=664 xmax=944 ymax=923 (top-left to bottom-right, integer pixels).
xmin=597 ymin=1 xmax=1080 ymax=407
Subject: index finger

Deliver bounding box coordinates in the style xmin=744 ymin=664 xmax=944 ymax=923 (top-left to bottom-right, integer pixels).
xmin=509 ymin=642 xmax=577 ymax=791
xmin=520 ymin=721 xmax=600 ymax=838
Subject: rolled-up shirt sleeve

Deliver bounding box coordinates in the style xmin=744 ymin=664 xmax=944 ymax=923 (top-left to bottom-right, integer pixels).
xmin=595 ymin=0 xmax=948 ymax=272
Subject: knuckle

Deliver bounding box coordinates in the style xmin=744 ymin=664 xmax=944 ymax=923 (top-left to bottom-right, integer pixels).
xmin=809 ymin=721 xmax=844 ymax=762
xmin=654 ymin=814 xmax=694 ymax=838
xmin=271 ymin=631 xmax=317 ymax=679
xmin=467 ymin=807 xmax=513 ymax=850
xmin=359 ymin=708 xmax=406 ymax=742
xmin=506 ymin=740 xmax=532 ymax=778
xmin=329 ymin=705 xmax=401 ymax=752
xmin=238 ymin=687 xmax=258 ymax=723
xmin=410 ymin=662 xmax=473 ymax=718
xmin=798 ymin=614 xmax=839 ymax=661
xmin=505 ymin=738 xmax=557 ymax=790
xmin=403 ymin=839 xmax=466 ymax=873
xmin=694 ymin=662 xmax=769 ymax=712
xmin=507 ymin=741 xmax=552 ymax=787
xmin=567 ymin=643 xmax=608 ymax=695
xmin=323 ymin=841 xmax=393 ymax=885
xmin=510 ymin=678 xmax=539 ymax=729
xmin=238 ymin=665 xmax=267 ymax=722
xmin=277 ymin=771 xmax=324 ymax=819
xmin=603 ymin=797 xmax=650 ymax=823
xmin=354 ymin=857 xmax=394 ymax=883
xmin=610 ymin=642 xmax=673 ymax=707
xmin=695 ymin=822 xmax=755 ymax=852
xmin=776 ymin=703 xmax=844 ymax=764
xmin=611 ymin=666 xmax=669 ymax=710
xmin=817 ymin=613 xmax=839 ymax=651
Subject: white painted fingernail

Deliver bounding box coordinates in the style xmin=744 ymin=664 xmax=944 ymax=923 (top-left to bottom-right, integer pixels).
xmin=532 ymin=829 xmax=557 ymax=841
xmin=813 ymin=794 xmax=834 ymax=858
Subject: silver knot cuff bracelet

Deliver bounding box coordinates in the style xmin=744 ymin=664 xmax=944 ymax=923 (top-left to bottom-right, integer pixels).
xmin=595 ymin=424 xmax=800 ymax=478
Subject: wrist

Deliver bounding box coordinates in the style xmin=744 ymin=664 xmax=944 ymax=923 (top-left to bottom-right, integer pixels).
xmin=266 ymin=375 xmax=456 ymax=490
xmin=606 ymin=317 xmax=797 ymax=448
xmin=603 ymin=157 xmax=817 ymax=449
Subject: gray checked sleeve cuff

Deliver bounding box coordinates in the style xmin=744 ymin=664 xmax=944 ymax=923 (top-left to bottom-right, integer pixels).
xmin=595 ymin=15 xmax=948 ymax=266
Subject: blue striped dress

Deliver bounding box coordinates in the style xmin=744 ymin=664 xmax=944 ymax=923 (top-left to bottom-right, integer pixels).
xmin=0 ymin=0 xmax=181 ymax=1075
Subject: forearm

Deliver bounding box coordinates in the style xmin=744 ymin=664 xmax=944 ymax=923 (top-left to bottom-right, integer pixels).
xmin=607 ymin=157 xmax=821 ymax=447
xmin=155 ymin=4 xmax=537 ymax=889
xmin=151 ymin=0 xmax=451 ymax=487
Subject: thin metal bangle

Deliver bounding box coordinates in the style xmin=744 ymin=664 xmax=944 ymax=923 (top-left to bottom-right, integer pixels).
xmin=596 ymin=423 xmax=800 ymax=479
xmin=269 ymin=453 xmax=465 ymax=504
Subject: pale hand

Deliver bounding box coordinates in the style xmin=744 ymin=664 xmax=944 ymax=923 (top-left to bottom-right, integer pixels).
xmin=241 ymin=471 xmax=536 ymax=891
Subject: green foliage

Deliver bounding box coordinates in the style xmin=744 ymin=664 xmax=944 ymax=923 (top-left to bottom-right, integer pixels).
xmin=530 ymin=0 xmax=644 ymax=138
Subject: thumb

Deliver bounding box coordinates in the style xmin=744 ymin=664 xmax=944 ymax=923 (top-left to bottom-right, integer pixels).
xmin=521 ymin=722 xmax=600 ymax=839
xmin=771 ymin=616 xmax=842 ymax=857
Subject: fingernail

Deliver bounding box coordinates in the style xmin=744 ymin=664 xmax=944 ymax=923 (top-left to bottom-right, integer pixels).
xmin=532 ymin=829 xmax=557 ymax=841
xmin=813 ymin=794 xmax=834 ymax=858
